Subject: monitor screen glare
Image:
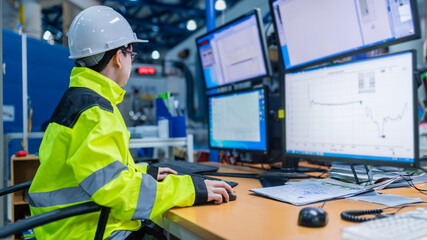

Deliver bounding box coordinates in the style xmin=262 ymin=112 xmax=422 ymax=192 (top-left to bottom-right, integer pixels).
xmin=272 ymin=0 xmax=418 ymax=70
xmin=197 ymin=10 xmax=269 ymax=89
xmin=285 ymin=51 xmax=416 ymax=166
xmin=209 ymin=88 xmax=267 ymax=151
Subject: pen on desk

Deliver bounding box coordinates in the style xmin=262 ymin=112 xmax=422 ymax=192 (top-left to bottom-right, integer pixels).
xmin=316 ymin=170 xmax=329 ymax=178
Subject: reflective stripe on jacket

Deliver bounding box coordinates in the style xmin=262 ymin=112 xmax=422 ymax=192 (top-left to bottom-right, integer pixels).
xmin=29 ymin=67 xmax=207 ymax=239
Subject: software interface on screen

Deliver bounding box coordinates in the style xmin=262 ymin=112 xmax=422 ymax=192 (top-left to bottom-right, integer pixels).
xmin=209 ymin=88 xmax=267 ymax=151
xmin=272 ymin=0 xmax=417 ymax=70
xmin=197 ymin=11 xmax=268 ymax=89
xmin=285 ymin=51 xmax=416 ymax=164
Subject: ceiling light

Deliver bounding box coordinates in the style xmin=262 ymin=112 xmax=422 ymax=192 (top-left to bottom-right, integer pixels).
xmin=215 ymin=0 xmax=226 ymax=11
xmin=43 ymin=31 xmax=52 ymax=40
xmin=186 ymin=19 xmax=197 ymax=31
xmin=151 ymin=50 xmax=160 ymax=60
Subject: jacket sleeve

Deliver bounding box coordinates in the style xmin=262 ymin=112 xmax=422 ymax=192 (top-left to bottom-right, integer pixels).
xmin=66 ymin=107 xmax=207 ymax=222
xmin=129 ymin=153 xmax=158 ymax=179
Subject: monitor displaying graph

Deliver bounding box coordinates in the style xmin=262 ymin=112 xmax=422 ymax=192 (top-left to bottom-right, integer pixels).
xmin=208 ymin=87 xmax=268 ymax=152
xmin=270 ymin=0 xmax=420 ymax=71
xmin=284 ymin=51 xmax=418 ymax=167
xmin=196 ymin=8 xmax=271 ymax=90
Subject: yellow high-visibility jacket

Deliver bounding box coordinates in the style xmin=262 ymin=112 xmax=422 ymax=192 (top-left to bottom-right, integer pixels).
xmin=29 ymin=67 xmax=207 ymax=239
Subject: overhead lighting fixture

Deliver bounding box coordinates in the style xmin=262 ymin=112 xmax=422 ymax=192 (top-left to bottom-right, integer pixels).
xmin=186 ymin=19 xmax=197 ymax=31
xmin=43 ymin=30 xmax=52 ymax=40
xmin=151 ymin=50 xmax=160 ymax=60
xmin=215 ymin=0 xmax=227 ymax=11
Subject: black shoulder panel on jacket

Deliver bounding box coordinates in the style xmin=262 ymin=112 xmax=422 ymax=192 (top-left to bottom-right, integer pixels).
xmin=50 ymin=87 xmax=113 ymax=128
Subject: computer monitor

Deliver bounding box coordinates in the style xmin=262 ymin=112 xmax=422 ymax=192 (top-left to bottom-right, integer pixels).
xmin=270 ymin=0 xmax=420 ymax=71
xmin=196 ymin=8 xmax=272 ymax=90
xmin=284 ymin=51 xmax=418 ymax=168
xmin=208 ymin=87 xmax=269 ymax=152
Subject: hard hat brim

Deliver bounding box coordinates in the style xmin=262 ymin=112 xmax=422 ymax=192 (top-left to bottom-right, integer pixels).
xmin=69 ymin=39 xmax=149 ymax=59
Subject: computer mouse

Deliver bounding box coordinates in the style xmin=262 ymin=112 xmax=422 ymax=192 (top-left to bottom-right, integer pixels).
xmin=222 ymin=191 xmax=237 ymax=202
xmin=228 ymin=192 xmax=237 ymax=201
xmin=298 ymin=207 xmax=328 ymax=227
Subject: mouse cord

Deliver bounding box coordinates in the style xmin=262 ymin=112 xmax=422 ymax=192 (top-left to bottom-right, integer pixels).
xmin=316 ymin=170 xmax=329 ymax=178
xmin=320 ymin=201 xmax=327 ymax=209
xmin=399 ymin=173 xmax=427 ymax=195
xmin=382 ymin=202 xmax=427 ymax=215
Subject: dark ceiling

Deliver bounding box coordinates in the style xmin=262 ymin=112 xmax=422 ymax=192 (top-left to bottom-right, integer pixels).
xmin=42 ymin=0 xmax=241 ymax=58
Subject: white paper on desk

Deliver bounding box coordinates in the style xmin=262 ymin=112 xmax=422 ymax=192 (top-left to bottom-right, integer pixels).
xmin=250 ymin=178 xmax=369 ymax=206
xmin=349 ymin=191 xmax=422 ymax=207
xmin=386 ymin=173 xmax=427 ymax=188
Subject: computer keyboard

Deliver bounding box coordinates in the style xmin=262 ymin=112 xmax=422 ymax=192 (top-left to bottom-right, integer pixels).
xmin=181 ymin=173 xmax=239 ymax=188
xmin=152 ymin=161 xmax=238 ymax=187
xmin=342 ymin=208 xmax=427 ymax=240
xmin=153 ymin=161 xmax=219 ymax=174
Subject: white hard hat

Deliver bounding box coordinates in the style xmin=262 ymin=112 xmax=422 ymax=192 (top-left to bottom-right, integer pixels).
xmin=67 ymin=6 xmax=147 ymax=60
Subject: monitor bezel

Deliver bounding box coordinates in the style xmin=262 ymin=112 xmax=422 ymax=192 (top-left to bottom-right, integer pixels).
xmin=282 ymin=50 xmax=419 ymax=168
xmin=195 ymin=8 xmax=272 ymax=90
xmin=207 ymin=86 xmax=270 ymax=153
xmin=269 ymin=0 xmax=421 ymax=72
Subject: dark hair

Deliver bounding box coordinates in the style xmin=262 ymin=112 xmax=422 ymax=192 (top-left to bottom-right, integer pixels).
xmin=75 ymin=45 xmax=132 ymax=72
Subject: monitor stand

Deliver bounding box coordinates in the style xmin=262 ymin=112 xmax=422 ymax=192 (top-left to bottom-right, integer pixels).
xmin=288 ymin=158 xmax=327 ymax=173
xmin=295 ymin=166 xmax=325 ymax=173
xmin=268 ymin=157 xmax=312 ymax=178
xmin=276 ymin=168 xmax=311 ymax=179
xmin=350 ymin=164 xmax=374 ymax=185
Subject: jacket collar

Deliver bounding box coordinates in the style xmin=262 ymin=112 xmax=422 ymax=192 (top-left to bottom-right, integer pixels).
xmin=69 ymin=67 xmax=125 ymax=105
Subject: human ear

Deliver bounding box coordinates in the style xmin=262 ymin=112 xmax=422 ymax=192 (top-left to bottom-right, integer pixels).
xmin=112 ymin=50 xmax=122 ymax=69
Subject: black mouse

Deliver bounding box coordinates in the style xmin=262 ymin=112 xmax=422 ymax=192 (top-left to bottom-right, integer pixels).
xmin=298 ymin=207 xmax=328 ymax=227
xmin=222 ymin=191 xmax=237 ymax=202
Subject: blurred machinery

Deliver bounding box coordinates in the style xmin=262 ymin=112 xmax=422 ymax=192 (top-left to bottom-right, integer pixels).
xmin=128 ymin=86 xmax=156 ymax=125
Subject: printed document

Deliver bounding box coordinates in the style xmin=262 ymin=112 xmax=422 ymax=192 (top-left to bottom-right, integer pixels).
xmin=250 ymin=178 xmax=369 ymax=205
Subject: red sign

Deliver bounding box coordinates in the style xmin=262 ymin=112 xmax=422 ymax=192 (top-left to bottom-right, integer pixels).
xmin=200 ymin=39 xmax=209 ymax=46
xmin=137 ymin=66 xmax=156 ymax=75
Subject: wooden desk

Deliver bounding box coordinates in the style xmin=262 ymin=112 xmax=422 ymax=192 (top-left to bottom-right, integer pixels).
xmin=162 ymin=163 xmax=427 ymax=240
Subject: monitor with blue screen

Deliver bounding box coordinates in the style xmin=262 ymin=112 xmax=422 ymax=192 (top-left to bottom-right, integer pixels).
xmin=196 ymin=8 xmax=271 ymax=90
xmin=208 ymin=87 xmax=269 ymax=152
xmin=284 ymin=51 xmax=418 ymax=167
xmin=270 ymin=0 xmax=420 ymax=71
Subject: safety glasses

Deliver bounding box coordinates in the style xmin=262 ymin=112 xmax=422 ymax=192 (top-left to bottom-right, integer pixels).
xmin=122 ymin=50 xmax=137 ymax=63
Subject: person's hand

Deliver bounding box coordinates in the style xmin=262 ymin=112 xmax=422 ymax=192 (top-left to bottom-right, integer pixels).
xmin=157 ymin=167 xmax=177 ymax=181
xmin=204 ymin=180 xmax=233 ymax=204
